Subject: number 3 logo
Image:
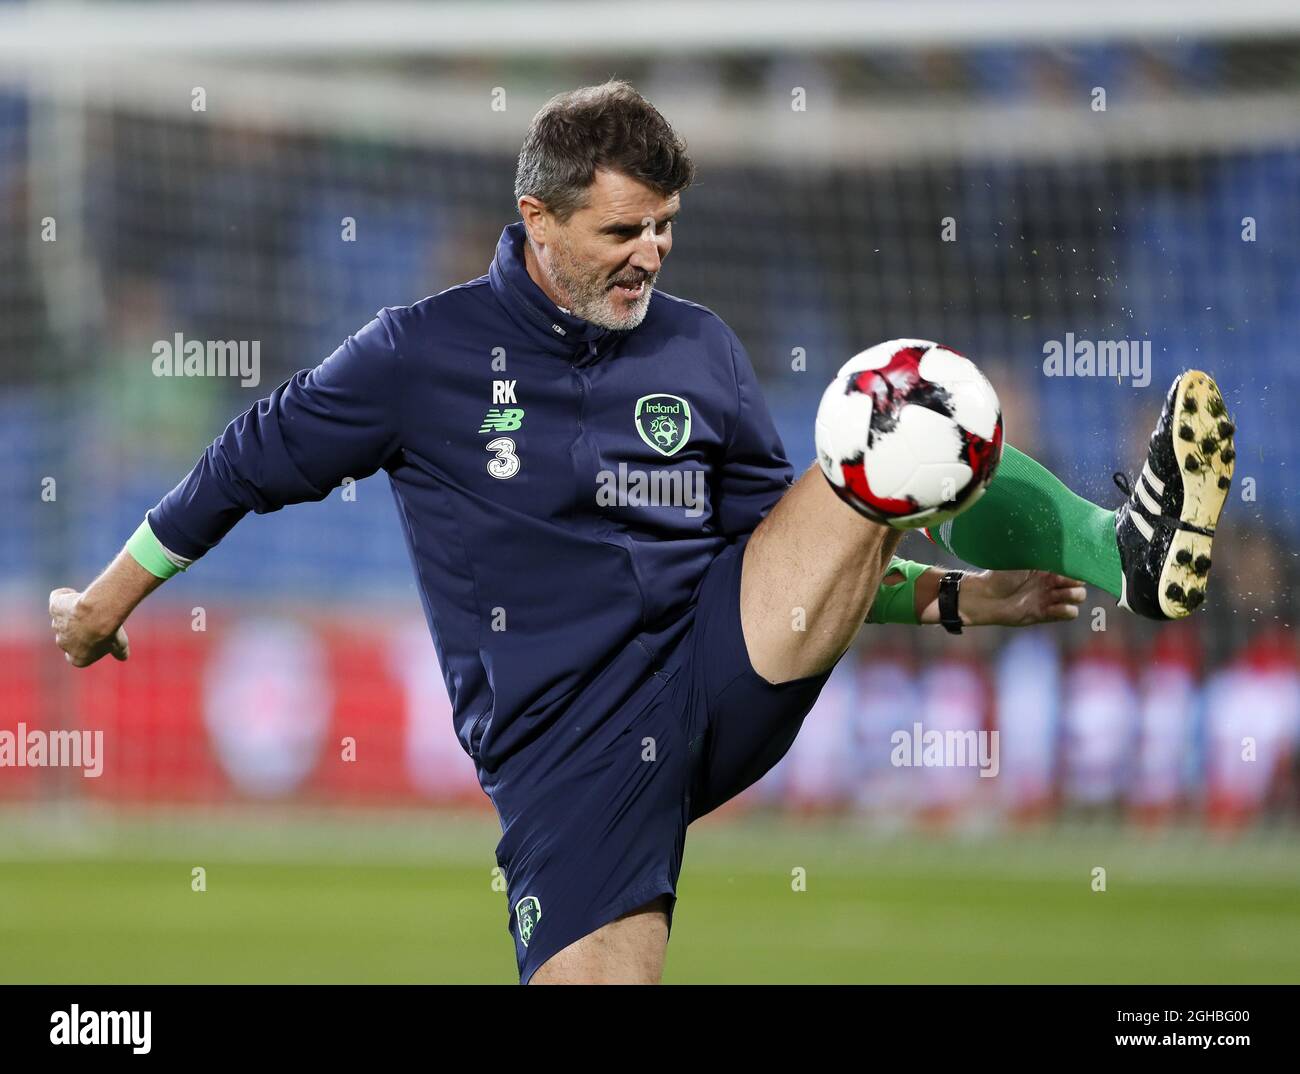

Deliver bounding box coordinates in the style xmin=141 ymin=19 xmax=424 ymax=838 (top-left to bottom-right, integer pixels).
xmin=485 ymin=436 xmax=520 ymax=480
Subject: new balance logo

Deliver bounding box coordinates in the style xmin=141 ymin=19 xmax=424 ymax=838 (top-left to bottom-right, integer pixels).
xmin=479 ymin=408 xmax=524 ymax=434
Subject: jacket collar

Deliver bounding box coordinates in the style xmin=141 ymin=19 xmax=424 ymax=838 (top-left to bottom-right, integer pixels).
xmin=488 ymin=221 xmax=624 ymax=364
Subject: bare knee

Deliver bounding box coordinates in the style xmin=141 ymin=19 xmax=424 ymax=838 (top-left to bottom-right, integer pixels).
xmin=529 ymin=896 xmax=670 ymax=984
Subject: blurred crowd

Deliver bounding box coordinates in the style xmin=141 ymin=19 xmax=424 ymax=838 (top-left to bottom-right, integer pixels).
xmin=753 ymin=518 xmax=1300 ymax=829
xmin=764 ymin=616 xmax=1300 ymax=831
xmin=2 ymin=41 xmax=1298 ymax=827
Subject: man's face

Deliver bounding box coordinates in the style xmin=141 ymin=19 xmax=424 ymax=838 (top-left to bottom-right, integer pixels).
xmin=530 ymin=169 xmax=678 ymax=331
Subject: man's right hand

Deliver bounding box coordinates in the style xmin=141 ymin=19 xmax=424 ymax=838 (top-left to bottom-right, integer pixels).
xmin=47 ymin=548 xmax=167 ymax=668
xmin=49 ymin=587 xmax=131 ymax=667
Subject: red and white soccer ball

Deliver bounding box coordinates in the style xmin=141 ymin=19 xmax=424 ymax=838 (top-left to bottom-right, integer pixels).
xmin=815 ymin=339 xmax=1004 ymax=529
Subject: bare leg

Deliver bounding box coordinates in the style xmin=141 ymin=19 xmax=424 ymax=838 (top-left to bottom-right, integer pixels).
xmin=532 ymin=470 xmax=894 ymax=981
xmin=529 ymin=897 xmax=671 ymax=984
xmin=741 ymin=465 xmax=901 ymax=685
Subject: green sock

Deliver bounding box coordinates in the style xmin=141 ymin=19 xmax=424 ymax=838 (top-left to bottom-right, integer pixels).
xmin=927 ymin=444 xmax=1123 ymax=596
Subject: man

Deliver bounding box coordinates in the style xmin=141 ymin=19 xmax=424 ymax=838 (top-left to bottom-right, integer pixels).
xmin=49 ymin=81 xmax=1234 ymax=984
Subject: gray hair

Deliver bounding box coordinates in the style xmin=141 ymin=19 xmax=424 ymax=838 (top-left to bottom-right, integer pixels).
xmin=514 ymin=81 xmax=695 ymax=221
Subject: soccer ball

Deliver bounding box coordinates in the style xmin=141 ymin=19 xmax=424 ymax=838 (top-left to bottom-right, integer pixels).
xmin=815 ymin=339 xmax=1004 ymax=529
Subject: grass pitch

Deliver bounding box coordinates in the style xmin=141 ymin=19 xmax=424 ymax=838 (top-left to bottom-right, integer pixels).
xmin=1 ymin=810 xmax=1297 ymax=984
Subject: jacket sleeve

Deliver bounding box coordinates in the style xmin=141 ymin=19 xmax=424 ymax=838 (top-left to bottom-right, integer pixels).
xmin=146 ymin=310 xmax=404 ymax=562
xmin=715 ymin=327 xmax=795 ymax=538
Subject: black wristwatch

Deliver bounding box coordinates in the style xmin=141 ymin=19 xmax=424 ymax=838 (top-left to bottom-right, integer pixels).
xmin=938 ymin=570 xmax=964 ymax=635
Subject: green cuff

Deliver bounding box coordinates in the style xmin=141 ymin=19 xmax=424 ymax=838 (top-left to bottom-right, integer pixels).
xmin=126 ymin=519 xmax=187 ymax=580
xmin=866 ymin=556 xmax=930 ymax=625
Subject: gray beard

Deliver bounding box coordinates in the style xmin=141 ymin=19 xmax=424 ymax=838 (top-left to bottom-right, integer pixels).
xmin=547 ymin=244 xmax=657 ymax=331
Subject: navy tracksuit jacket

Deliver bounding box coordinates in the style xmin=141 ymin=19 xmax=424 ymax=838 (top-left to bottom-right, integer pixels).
xmin=147 ymin=221 xmax=796 ymax=773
